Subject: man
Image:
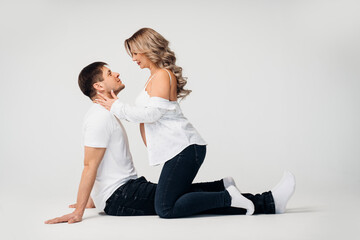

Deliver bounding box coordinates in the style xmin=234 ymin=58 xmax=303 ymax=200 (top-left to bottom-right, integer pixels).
xmin=45 ymin=62 xmax=157 ymax=224
xmin=45 ymin=62 xmax=294 ymax=224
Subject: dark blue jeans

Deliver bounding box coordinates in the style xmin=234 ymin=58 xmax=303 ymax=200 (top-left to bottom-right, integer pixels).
xmin=104 ymin=145 xmax=275 ymax=217
xmin=104 ymin=177 xmax=156 ymax=216
xmin=104 ymin=175 xmax=274 ymax=216
xmin=154 ymin=144 xmax=275 ymax=218
xmin=104 ymin=176 xmax=232 ymax=216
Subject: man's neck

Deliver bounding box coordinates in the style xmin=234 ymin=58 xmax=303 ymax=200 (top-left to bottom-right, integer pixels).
xmin=92 ymin=92 xmax=113 ymax=101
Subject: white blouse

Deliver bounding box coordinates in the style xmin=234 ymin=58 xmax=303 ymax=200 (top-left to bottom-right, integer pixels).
xmin=110 ymin=70 xmax=206 ymax=166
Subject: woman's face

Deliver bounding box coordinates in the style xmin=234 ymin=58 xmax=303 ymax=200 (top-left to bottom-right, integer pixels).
xmin=132 ymin=52 xmax=152 ymax=69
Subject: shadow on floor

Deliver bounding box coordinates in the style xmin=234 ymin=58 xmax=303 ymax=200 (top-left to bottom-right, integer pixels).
xmin=285 ymin=206 xmax=319 ymax=214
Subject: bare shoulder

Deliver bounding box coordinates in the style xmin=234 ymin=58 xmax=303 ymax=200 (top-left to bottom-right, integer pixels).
xmin=153 ymin=69 xmax=171 ymax=82
xmin=153 ymin=69 xmax=177 ymax=85
xmin=162 ymin=68 xmax=177 ymax=82
xmin=149 ymin=69 xmax=172 ymax=99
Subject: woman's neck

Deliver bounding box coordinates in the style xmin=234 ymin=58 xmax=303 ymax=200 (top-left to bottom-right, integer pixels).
xmin=149 ymin=63 xmax=160 ymax=76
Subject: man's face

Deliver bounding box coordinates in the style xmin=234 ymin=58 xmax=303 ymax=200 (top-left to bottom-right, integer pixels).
xmin=95 ymin=66 xmax=125 ymax=95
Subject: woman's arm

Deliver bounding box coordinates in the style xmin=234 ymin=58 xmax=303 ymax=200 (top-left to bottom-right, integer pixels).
xmin=140 ymin=123 xmax=147 ymax=146
xmin=95 ymin=71 xmax=173 ymax=123
xmin=110 ymin=100 xmax=167 ymax=123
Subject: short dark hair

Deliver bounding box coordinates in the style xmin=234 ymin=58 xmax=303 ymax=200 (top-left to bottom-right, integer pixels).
xmin=78 ymin=62 xmax=107 ymax=99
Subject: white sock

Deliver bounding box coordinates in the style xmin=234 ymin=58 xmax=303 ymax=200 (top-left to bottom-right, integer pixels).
xmin=223 ymin=176 xmax=236 ymax=189
xmin=271 ymin=171 xmax=296 ymax=214
xmin=226 ymin=185 xmax=255 ymax=215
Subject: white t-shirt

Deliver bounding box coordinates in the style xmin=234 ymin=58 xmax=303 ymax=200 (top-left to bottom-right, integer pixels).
xmin=83 ymin=103 xmax=137 ymax=212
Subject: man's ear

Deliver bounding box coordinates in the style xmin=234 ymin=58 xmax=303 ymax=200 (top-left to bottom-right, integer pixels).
xmin=93 ymin=82 xmax=103 ymax=92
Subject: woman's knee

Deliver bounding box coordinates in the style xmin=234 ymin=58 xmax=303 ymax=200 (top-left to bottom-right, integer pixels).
xmin=155 ymin=205 xmax=172 ymax=218
xmin=154 ymin=200 xmax=175 ymax=218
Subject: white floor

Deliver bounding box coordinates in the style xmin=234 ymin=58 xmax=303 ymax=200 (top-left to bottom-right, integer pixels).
xmin=1 ymin=190 xmax=359 ymax=240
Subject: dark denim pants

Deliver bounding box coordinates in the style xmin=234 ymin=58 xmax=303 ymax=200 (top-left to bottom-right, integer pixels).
xmin=154 ymin=144 xmax=275 ymax=218
xmin=104 ymin=145 xmax=275 ymax=217
xmin=104 ymin=176 xmax=157 ymax=216
xmin=104 ymin=176 xmax=274 ymax=216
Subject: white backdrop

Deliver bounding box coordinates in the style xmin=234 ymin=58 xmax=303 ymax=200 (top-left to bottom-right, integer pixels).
xmin=1 ymin=0 xmax=359 ymax=206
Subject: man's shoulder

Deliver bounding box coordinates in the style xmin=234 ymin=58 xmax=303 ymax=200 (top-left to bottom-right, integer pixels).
xmin=82 ymin=104 xmax=118 ymax=148
xmin=84 ymin=104 xmax=115 ymax=125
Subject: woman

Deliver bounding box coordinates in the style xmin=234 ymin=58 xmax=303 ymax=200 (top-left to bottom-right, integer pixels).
xmin=96 ymin=28 xmax=295 ymax=218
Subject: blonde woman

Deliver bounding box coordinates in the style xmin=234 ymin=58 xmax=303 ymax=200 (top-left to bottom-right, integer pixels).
xmin=96 ymin=28 xmax=295 ymax=218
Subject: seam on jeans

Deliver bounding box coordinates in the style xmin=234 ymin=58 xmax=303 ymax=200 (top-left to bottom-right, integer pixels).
xmin=194 ymin=144 xmax=197 ymax=158
xmin=194 ymin=145 xmax=203 ymax=168
xmin=160 ymin=153 xmax=182 ymax=215
xmin=163 ymin=155 xmax=181 ymax=206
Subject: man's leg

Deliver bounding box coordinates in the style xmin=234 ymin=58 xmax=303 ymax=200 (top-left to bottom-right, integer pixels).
xmin=104 ymin=176 xmax=157 ymax=216
xmin=193 ymin=172 xmax=296 ymax=215
xmin=200 ymin=191 xmax=275 ymax=215
xmin=189 ymin=179 xmax=225 ymax=192
xmin=190 ymin=180 xmax=275 ymax=215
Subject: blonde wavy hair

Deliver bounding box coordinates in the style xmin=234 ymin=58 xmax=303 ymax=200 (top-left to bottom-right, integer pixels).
xmin=124 ymin=28 xmax=191 ymax=100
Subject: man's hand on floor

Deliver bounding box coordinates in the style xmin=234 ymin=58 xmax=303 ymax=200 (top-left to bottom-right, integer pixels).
xmin=44 ymin=212 xmax=82 ymax=224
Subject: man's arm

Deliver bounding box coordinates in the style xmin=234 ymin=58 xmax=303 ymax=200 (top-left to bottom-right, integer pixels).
xmin=69 ymin=197 xmax=95 ymax=209
xmin=45 ymin=147 xmax=105 ymax=224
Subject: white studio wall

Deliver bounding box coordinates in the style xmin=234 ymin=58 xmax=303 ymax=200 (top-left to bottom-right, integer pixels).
xmin=0 ymin=0 xmax=359 ymax=204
